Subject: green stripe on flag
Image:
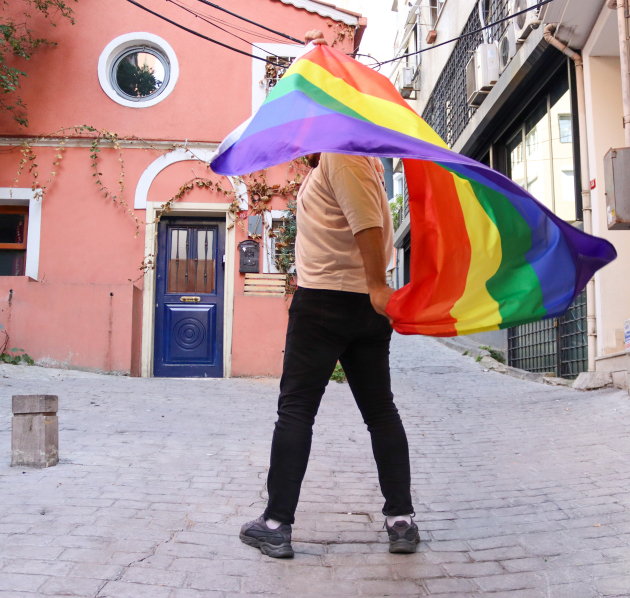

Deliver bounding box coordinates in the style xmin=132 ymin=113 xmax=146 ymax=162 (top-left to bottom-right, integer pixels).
xmin=443 ymin=166 xmax=546 ymax=327
xmin=264 ymin=73 xmax=370 ymax=123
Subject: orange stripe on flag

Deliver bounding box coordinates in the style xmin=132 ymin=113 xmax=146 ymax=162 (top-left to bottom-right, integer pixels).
xmin=305 ymin=46 xmax=418 ymax=114
xmin=387 ymin=160 xmax=471 ymax=336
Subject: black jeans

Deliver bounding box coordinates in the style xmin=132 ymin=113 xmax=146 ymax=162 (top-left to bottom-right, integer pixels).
xmin=263 ymin=287 xmax=413 ymax=525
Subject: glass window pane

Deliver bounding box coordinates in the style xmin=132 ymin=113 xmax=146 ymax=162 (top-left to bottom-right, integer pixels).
xmin=195 ymin=229 xmax=215 ymax=294
xmin=558 ymin=115 xmax=572 ymax=143
xmin=508 ymin=130 xmax=525 ymax=188
xmin=115 ymin=50 xmax=167 ymax=99
xmin=524 ymin=99 xmax=553 ymax=210
xmin=550 ymin=90 xmax=576 ymax=221
xmin=0 ymin=251 xmax=25 ymax=276
xmin=167 ymin=229 xmax=189 ymax=293
xmin=272 ymin=218 xmax=295 ymax=272
xmin=0 ymin=214 xmax=26 ymax=244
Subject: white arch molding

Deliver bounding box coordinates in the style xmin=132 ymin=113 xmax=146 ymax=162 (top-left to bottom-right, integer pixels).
xmin=134 ymin=147 xmax=248 ymax=210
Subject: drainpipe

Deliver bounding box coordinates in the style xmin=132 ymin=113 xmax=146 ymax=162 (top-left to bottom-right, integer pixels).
xmin=543 ymin=24 xmax=597 ymax=372
xmin=612 ymin=0 xmax=630 ymax=146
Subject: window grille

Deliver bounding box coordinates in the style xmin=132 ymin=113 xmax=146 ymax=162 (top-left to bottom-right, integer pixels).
xmin=422 ymin=0 xmax=510 ymax=147
xmin=507 ymin=290 xmax=588 ymax=379
xmin=264 ymin=56 xmax=294 ymax=93
xmin=430 ymin=0 xmax=446 ymax=28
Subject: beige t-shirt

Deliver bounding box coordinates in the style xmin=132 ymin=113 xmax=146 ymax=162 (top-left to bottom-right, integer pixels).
xmin=295 ymin=153 xmax=394 ymax=294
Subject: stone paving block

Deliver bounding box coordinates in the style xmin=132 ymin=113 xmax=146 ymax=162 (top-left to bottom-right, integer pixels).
xmin=186 ymin=572 xmax=242 ymax=592
xmin=590 ymin=575 xmax=630 ymax=596
xmin=69 ymin=563 xmax=125 ymax=581
xmin=98 ymin=580 xmax=172 ymax=598
xmin=38 ymin=576 xmax=103 ymax=595
xmin=356 ymin=579 xmax=422 ymax=594
xmin=469 ymin=545 xmax=529 ymax=561
xmin=121 ymin=566 xmax=187 ymax=587
xmin=475 ymin=571 xmax=539 ymax=592
xmin=171 ymin=590 xmax=224 ymax=598
xmin=501 ymin=557 xmax=547 ymax=573
xmin=424 ymin=577 xmax=478 ymax=594
xmin=443 ymin=560 xmax=505 ymax=577
xmin=542 ymin=582 xmax=599 ymax=598
xmin=0 ymin=572 xmax=49 ymax=592
xmin=1 ymin=559 xmax=74 ymax=577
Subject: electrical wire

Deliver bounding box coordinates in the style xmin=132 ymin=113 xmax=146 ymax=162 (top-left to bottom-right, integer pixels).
xmin=125 ymin=0 xmax=274 ymax=63
xmin=371 ymin=0 xmax=556 ymax=69
xmin=195 ymin=0 xmax=303 ymax=44
xmin=169 ymin=0 xmax=293 ymax=45
xmin=166 ymin=0 xmax=293 ymax=63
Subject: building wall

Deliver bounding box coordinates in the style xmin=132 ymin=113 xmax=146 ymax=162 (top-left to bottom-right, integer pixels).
xmin=0 ymin=278 xmax=141 ymax=374
xmin=584 ymin=55 xmax=629 ymax=355
xmin=1 ymin=0 xmax=356 ymax=376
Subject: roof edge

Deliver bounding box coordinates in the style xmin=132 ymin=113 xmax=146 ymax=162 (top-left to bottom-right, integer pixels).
xmin=271 ymin=0 xmax=361 ymax=26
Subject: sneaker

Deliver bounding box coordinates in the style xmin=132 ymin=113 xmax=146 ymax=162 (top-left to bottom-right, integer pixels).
xmin=385 ymin=518 xmax=420 ymax=554
xmin=239 ymin=515 xmax=294 ymax=558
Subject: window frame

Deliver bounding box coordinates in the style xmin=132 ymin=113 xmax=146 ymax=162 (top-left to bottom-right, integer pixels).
xmin=263 ymin=209 xmax=295 ymax=274
xmin=0 ymin=205 xmax=28 ymax=251
xmin=98 ymin=33 xmax=179 ymax=109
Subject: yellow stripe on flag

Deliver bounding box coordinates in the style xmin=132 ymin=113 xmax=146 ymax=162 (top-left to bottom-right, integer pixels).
xmin=289 ymin=60 xmax=448 ymax=149
xmin=449 ymin=172 xmax=503 ymax=334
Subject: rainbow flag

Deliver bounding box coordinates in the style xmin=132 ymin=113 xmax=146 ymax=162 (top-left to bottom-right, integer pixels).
xmin=211 ymin=44 xmax=616 ymax=337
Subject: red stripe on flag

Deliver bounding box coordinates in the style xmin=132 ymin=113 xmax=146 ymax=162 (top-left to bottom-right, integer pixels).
xmin=387 ymin=160 xmax=471 ymax=336
xmin=304 ymin=46 xmax=418 ymax=114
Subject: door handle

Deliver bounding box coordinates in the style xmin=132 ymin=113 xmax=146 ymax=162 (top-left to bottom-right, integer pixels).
xmin=180 ymin=296 xmax=201 ymax=303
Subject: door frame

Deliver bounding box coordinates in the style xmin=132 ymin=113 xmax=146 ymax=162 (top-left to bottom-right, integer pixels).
xmin=141 ymin=202 xmax=236 ymax=378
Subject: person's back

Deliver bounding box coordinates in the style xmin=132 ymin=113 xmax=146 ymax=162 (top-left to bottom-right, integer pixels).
xmin=295 ymin=152 xmax=393 ymax=294
xmin=239 ymin=30 xmax=419 ymax=560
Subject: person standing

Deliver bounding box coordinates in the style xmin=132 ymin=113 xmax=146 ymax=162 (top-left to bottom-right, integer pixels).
xmin=239 ymin=31 xmax=418 ymax=558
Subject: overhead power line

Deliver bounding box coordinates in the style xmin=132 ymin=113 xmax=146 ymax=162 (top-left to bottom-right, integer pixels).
xmin=195 ymin=0 xmax=303 ymax=44
xmin=166 ymin=0 xmax=292 ymax=61
xmin=171 ymin=1 xmax=292 ymax=44
xmin=372 ymin=0 xmax=555 ymax=68
xmin=125 ymin=0 xmax=273 ymax=63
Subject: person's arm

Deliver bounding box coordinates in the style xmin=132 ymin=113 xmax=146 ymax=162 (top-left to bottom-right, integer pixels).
xmin=354 ymin=227 xmax=394 ymax=322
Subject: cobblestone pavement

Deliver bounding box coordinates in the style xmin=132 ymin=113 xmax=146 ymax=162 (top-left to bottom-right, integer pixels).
xmin=1 ymin=333 xmax=630 ymax=598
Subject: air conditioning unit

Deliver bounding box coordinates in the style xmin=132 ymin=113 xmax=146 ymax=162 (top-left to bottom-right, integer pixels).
xmin=499 ymin=22 xmax=518 ymax=73
xmin=511 ymin=0 xmax=540 ymax=42
xmin=399 ymin=66 xmax=418 ymax=99
xmin=466 ymin=44 xmax=499 ymax=107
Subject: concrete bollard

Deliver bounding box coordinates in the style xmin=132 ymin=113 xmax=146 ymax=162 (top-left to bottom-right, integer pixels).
xmin=11 ymin=395 xmax=59 ymax=468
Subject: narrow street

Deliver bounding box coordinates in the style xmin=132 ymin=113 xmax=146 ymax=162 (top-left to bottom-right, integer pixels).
xmin=1 ymin=333 xmax=629 ymax=597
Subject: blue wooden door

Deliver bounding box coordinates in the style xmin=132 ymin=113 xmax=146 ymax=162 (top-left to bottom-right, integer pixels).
xmin=154 ymin=218 xmax=225 ymax=377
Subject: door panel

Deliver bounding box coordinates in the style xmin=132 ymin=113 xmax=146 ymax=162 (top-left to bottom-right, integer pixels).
xmin=154 ymin=218 xmax=224 ymax=377
xmin=165 ymin=305 xmax=216 ymax=363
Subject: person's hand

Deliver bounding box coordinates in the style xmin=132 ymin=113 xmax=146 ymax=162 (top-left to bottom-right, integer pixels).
xmin=369 ymin=285 xmax=395 ymax=324
xmin=305 ymin=30 xmax=328 ymax=46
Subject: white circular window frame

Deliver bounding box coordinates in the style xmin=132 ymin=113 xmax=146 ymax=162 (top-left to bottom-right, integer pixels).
xmin=98 ymin=32 xmax=179 ymax=108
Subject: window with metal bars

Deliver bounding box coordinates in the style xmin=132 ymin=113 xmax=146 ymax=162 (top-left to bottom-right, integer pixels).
xmin=507 ymin=290 xmax=588 ymax=380
xmin=422 ymin=0 xmax=510 ymax=147
xmin=264 ymin=56 xmax=294 ymax=94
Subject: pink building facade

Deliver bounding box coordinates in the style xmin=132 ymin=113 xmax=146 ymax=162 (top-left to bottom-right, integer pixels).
xmin=0 ymin=0 xmax=365 ymax=377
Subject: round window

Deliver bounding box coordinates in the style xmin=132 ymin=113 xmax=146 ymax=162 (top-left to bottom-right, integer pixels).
xmin=111 ymin=46 xmax=170 ymax=101
xmin=98 ymin=34 xmax=179 ymax=108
